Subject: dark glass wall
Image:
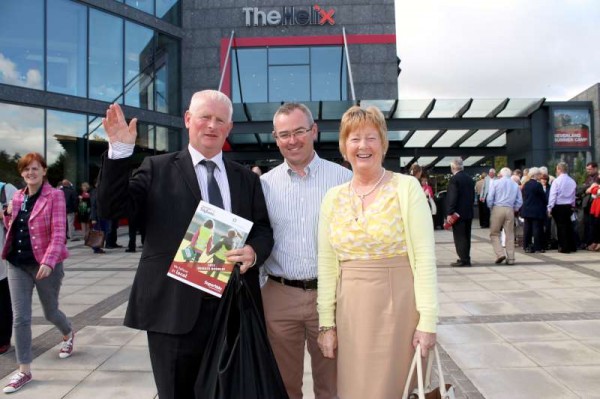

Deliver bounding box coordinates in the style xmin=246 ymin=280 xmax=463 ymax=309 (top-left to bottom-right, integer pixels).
xmin=0 ymin=0 xmax=180 ymax=116
xmin=0 ymin=0 xmax=44 ymax=90
xmin=47 ymin=0 xmax=87 ymax=96
xmin=0 ymin=102 xmax=181 ymax=188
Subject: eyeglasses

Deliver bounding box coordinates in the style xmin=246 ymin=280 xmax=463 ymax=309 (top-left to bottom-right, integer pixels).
xmin=273 ymin=126 xmax=312 ymax=142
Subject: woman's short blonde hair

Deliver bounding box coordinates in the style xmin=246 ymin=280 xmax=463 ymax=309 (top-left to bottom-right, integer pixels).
xmin=339 ymin=105 xmax=389 ymax=161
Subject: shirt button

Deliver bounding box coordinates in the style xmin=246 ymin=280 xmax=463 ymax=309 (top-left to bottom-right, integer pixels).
xmin=17 ymin=250 xmax=21 ymax=253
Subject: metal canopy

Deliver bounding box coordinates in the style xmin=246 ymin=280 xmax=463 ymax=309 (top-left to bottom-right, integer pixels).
xmin=228 ymin=98 xmax=545 ymax=169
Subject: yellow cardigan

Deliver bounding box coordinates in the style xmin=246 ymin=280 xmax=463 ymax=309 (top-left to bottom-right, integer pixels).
xmin=317 ymin=173 xmax=438 ymax=333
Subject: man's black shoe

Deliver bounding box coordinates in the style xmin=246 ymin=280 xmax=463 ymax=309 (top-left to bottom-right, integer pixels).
xmin=495 ymin=256 xmax=506 ymax=264
xmin=125 ymin=248 xmax=136 ymax=253
xmin=105 ymin=244 xmax=123 ymax=249
xmin=451 ymin=260 xmax=471 ymax=267
xmin=524 ymin=248 xmax=533 ymax=253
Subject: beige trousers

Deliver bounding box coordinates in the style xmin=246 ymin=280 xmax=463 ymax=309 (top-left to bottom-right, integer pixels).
xmin=490 ymin=206 xmax=516 ymax=261
xmin=262 ymin=279 xmax=337 ymax=399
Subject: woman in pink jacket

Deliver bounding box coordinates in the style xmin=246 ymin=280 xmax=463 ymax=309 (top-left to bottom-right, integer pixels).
xmin=1 ymin=153 xmax=74 ymax=394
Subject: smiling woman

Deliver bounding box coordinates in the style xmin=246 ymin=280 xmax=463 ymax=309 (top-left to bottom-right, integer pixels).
xmin=317 ymin=105 xmax=438 ymax=399
xmin=2 ymin=152 xmax=74 ymax=394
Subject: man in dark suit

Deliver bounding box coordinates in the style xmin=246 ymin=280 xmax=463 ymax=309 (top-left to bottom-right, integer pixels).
xmin=97 ymin=90 xmax=273 ymax=399
xmin=446 ymin=158 xmax=475 ymax=266
xmin=521 ymin=167 xmax=547 ymax=253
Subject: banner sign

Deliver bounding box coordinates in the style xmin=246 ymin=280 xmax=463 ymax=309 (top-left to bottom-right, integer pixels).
xmin=553 ymin=108 xmax=591 ymax=148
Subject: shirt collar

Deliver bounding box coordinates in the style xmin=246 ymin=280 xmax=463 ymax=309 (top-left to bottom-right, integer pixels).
xmin=188 ymin=144 xmax=225 ymax=172
xmin=284 ymin=151 xmax=320 ymax=177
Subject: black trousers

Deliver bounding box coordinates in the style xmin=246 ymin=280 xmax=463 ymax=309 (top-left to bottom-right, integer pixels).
xmin=552 ymin=205 xmax=576 ymax=252
xmin=147 ymin=298 xmax=220 ymax=399
xmin=523 ymin=217 xmax=544 ymax=251
xmin=0 ymin=278 xmax=12 ymax=345
xmin=106 ymin=218 xmax=119 ymax=247
xmin=452 ymin=218 xmax=472 ymax=263
xmin=478 ymin=199 xmax=490 ymax=227
xmin=127 ymin=219 xmax=146 ymax=250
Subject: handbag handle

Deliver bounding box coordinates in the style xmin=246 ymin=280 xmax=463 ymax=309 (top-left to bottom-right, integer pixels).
xmin=402 ymin=345 xmax=450 ymax=399
xmin=424 ymin=346 xmax=450 ymax=397
xmin=402 ymin=344 xmax=425 ymax=399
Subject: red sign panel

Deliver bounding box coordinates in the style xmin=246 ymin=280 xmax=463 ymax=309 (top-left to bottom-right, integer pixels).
xmin=554 ymin=125 xmax=590 ymax=147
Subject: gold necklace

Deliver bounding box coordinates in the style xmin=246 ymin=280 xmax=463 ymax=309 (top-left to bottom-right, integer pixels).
xmin=350 ymin=168 xmax=386 ymax=201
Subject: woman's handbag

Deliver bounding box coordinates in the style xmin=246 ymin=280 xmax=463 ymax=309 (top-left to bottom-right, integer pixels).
xmin=194 ymin=267 xmax=289 ymax=399
xmin=84 ymin=230 xmax=105 ymax=248
xmin=428 ymin=196 xmax=437 ymax=215
xmin=402 ymin=344 xmax=456 ymax=399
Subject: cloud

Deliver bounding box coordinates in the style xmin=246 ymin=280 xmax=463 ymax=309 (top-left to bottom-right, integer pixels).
xmin=395 ymin=0 xmax=600 ymax=100
xmin=0 ymin=53 xmax=43 ymax=89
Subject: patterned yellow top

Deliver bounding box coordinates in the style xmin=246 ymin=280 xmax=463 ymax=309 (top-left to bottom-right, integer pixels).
xmin=329 ymin=174 xmax=407 ymax=260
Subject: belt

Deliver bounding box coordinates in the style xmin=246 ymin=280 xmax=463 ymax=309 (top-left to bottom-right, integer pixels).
xmin=268 ymin=275 xmax=318 ymax=291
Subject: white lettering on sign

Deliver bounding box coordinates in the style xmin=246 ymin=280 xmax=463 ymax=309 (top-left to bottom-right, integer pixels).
xmin=243 ymin=5 xmax=336 ymax=27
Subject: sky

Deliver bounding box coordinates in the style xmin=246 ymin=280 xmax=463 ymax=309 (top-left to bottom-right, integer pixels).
xmin=395 ymin=0 xmax=600 ymax=100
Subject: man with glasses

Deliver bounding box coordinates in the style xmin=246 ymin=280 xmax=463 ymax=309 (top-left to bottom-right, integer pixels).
xmin=260 ymin=103 xmax=351 ymax=399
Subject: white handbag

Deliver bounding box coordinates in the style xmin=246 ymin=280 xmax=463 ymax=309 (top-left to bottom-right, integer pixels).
xmin=402 ymin=344 xmax=456 ymax=399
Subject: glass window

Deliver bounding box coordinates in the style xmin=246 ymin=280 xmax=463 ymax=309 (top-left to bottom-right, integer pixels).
xmin=157 ymin=0 xmax=180 ymax=25
xmin=155 ymin=33 xmax=180 ymax=115
xmin=46 ymin=110 xmax=87 ymax=184
xmin=87 ymin=115 xmax=109 ymax=180
xmin=232 ymin=49 xmax=268 ymax=103
xmin=89 ymin=10 xmax=123 ymax=102
xmin=125 ymin=22 xmax=154 ymax=110
xmin=269 ymin=48 xmax=309 ymax=65
xmin=126 ymin=0 xmax=154 ymax=15
xmin=311 ymin=47 xmax=347 ymax=101
xmin=231 ymin=46 xmax=347 ymax=103
xmin=47 ymin=0 xmax=87 ymax=96
xmin=269 ymin=65 xmax=310 ymax=102
xmin=0 ymin=102 xmax=44 ymax=186
xmin=0 ymin=0 xmax=44 ymax=89
xmin=156 ymin=125 xmax=181 ymax=154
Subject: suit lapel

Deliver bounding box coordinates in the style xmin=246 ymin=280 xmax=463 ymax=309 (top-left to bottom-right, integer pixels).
xmin=224 ymin=160 xmax=242 ymax=214
xmin=174 ymin=149 xmax=202 ymax=202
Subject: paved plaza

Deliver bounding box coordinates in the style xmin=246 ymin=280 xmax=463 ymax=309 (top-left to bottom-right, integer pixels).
xmin=1 ymin=226 xmax=599 ymax=398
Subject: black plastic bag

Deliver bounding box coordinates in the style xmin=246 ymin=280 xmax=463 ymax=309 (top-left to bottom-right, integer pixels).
xmin=195 ymin=267 xmax=289 ymax=399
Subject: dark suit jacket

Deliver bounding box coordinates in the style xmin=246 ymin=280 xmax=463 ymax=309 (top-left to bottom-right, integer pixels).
xmin=446 ymin=170 xmax=475 ymax=219
xmin=520 ymin=179 xmax=547 ymax=219
xmin=97 ymin=149 xmax=273 ymax=334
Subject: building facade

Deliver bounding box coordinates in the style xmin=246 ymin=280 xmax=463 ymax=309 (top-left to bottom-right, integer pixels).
xmin=0 ymin=0 xmax=397 ymax=188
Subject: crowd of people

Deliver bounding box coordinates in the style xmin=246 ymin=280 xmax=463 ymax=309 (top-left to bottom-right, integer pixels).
xmin=1 ymin=89 xmax=597 ymax=398
xmin=457 ymin=160 xmax=600 ymax=267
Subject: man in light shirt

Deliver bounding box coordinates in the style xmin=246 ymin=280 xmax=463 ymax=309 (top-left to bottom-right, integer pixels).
xmin=260 ymin=103 xmax=352 ymax=399
xmin=487 ymin=167 xmax=523 ymax=265
xmin=547 ymin=161 xmax=577 ymax=253
xmin=479 ymin=168 xmax=496 ymax=228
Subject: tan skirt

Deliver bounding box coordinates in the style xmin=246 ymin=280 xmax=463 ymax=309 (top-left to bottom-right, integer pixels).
xmin=336 ymin=255 xmax=419 ymax=399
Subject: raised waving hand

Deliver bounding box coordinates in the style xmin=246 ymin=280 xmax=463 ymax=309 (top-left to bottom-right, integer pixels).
xmin=102 ymin=103 xmax=138 ymax=145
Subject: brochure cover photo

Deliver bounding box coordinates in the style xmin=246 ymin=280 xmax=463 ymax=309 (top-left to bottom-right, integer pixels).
xmin=167 ymin=201 xmax=253 ymax=297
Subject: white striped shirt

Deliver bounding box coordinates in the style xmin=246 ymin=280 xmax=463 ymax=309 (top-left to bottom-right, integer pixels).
xmin=260 ymin=153 xmax=352 ymax=280
xmin=188 ymin=145 xmax=232 ymax=212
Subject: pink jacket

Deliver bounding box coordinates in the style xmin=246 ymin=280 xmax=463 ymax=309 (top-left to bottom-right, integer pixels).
xmin=2 ymin=182 xmax=69 ymax=269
